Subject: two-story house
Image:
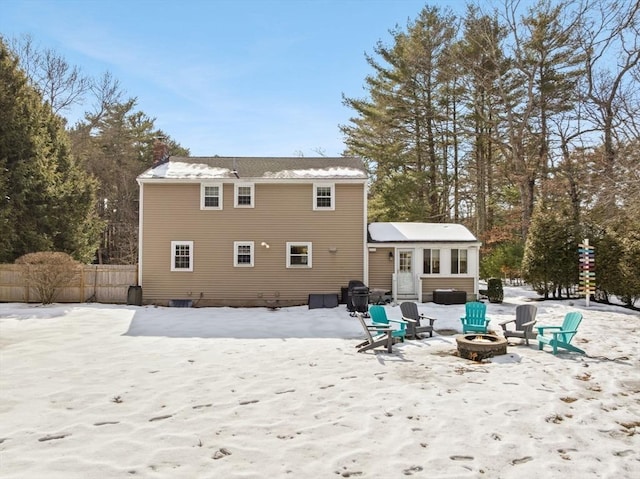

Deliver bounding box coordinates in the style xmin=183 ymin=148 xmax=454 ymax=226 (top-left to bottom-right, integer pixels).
xmin=136 ymin=156 xmax=368 ymax=307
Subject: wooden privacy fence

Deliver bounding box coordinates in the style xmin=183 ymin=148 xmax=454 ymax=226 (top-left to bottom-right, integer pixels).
xmin=0 ymin=264 xmax=138 ymax=304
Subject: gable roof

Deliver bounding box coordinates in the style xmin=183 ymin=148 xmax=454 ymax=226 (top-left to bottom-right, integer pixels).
xmin=138 ymin=156 xmax=368 ymax=180
xmin=368 ymin=222 xmax=479 ymax=243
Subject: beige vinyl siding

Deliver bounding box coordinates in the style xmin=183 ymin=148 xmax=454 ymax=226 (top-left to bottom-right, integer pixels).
xmin=420 ymin=277 xmax=475 ymax=302
xmin=141 ymin=182 xmax=365 ymax=306
xmin=367 ymin=247 xmax=394 ymax=291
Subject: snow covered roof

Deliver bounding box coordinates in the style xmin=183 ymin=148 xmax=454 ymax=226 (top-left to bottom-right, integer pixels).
xmin=368 ymin=222 xmax=479 ymax=243
xmin=138 ymin=156 xmax=367 ymax=180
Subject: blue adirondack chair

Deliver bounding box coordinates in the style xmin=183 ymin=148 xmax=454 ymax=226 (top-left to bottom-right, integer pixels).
xmin=369 ymin=305 xmax=407 ymax=342
xmin=537 ymin=312 xmax=585 ymax=355
xmin=460 ymin=301 xmax=490 ymax=333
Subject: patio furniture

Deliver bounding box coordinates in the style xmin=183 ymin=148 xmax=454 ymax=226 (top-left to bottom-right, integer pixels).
xmin=537 ymin=312 xmax=585 ymax=355
xmin=354 ymin=312 xmax=393 ymax=353
xmin=400 ymin=302 xmax=436 ymax=339
xmin=369 ymin=305 xmax=407 ymax=342
xmin=433 ymin=289 xmax=467 ymax=305
xmin=499 ymin=304 xmax=538 ymax=345
xmin=460 ymin=301 xmax=490 ymax=333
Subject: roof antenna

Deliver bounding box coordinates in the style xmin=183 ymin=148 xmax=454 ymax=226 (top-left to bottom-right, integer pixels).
xmin=232 ymin=158 xmax=240 ymax=178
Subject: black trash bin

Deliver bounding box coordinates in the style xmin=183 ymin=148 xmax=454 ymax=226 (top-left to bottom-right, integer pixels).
xmin=127 ymin=285 xmax=142 ymax=306
xmin=340 ymin=286 xmax=349 ymax=305
xmin=351 ymin=286 xmax=370 ymax=316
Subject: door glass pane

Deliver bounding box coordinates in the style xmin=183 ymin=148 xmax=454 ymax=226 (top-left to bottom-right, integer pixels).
xmin=399 ymin=251 xmax=412 ymax=273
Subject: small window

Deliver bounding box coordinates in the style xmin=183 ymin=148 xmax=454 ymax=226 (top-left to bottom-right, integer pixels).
xmin=451 ymin=249 xmax=468 ymax=274
xmin=313 ymin=183 xmax=335 ymax=210
xmin=201 ymin=183 xmax=223 ymax=210
xmin=286 ymin=242 xmax=312 ymax=268
xmin=171 ymin=241 xmax=193 ymax=272
xmin=234 ymin=241 xmax=254 ymax=267
xmin=234 ymin=183 xmax=254 ymax=208
xmin=423 ymin=249 xmax=440 ymax=274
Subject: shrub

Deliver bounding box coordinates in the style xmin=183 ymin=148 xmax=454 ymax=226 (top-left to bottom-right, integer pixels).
xmin=487 ymin=277 xmax=504 ymax=303
xmin=15 ymin=252 xmax=81 ymax=304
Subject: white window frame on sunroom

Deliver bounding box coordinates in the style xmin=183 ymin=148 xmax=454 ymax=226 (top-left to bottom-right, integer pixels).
xmin=451 ymin=248 xmax=468 ymax=274
xmin=234 ymin=241 xmax=255 ymax=267
xmin=423 ymin=248 xmax=441 ymax=274
xmin=313 ymin=183 xmax=335 ymax=211
xmin=234 ymin=183 xmax=255 ymax=208
xmin=171 ymin=240 xmax=194 ymax=272
xmin=200 ymin=182 xmax=223 ymax=210
xmin=286 ymin=242 xmax=312 ymax=268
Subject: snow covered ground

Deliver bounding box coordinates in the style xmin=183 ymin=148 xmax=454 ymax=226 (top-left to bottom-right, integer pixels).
xmin=1 ymin=286 xmax=638 ymax=478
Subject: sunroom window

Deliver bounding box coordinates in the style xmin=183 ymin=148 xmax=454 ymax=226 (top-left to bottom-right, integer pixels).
xmin=423 ymin=249 xmax=440 ymax=274
xmin=451 ymin=249 xmax=468 ymax=274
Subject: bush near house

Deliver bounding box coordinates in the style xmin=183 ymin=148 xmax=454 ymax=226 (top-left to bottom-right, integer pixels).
xmin=487 ymin=278 xmax=504 ymax=303
xmin=15 ymin=252 xmax=81 ymax=304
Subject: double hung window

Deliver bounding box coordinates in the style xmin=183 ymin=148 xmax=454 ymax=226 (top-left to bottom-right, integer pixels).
xmin=171 ymin=241 xmax=193 ymax=272
xmin=286 ymin=242 xmax=312 ymax=268
xmin=234 ymin=241 xmax=254 ymax=267
xmin=234 ymin=183 xmax=254 ymax=208
xmin=201 ymin=183 xmax=223 ymax=210
xmin=313 ymin=183 xmax=335 ymax=210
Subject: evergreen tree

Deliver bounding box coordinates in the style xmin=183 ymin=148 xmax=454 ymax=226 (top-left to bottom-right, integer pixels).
xmin=0 ymin=39 xmax=101 ymax=263
xmin=341 ymin=5 xmax=457 ymax=223
xmin=522 ymin=197 xmax=578 ymax=298
xmin=69 ymin=99 xmax=188 ymax=264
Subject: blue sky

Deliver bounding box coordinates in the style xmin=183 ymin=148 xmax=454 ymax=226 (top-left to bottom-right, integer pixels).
xmin=1 ymin=0 xmax=470 ymax=157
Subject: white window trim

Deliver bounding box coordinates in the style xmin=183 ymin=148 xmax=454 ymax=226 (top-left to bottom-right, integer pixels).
xmin=171 ymin=240 xmax=194 ymax=272
xmin=424 ymin=248 xmax=441 ymax=275
xmin=234 ymin=241 xmax=254 ymax=267
xmin=313 ymin=183 xmax=335 ymax=211
xmin=200 ymin=182 xmax=223 ymax=210
xmin=286 ymin=242 xmax=312 ymax=268
xmin=234 ymin=183 xmax=255 ymax=208
xmin=451 ymin=248 xmax=468 ymax=275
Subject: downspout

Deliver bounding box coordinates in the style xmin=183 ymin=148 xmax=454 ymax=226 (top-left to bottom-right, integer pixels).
xmin=362 ymin=180 xmax=369 ymax=285
xmin=137 ymin=180 xmax=144 ymax=288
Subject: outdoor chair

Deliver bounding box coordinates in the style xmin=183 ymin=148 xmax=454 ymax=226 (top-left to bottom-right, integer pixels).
xmin=537 ymin=311 xmax=585 ymax=355
xmin=354 ymin=312 xmax=393 ymax=353
xmin=499 ymin=304 xmax=538 ymax=345
xmin=400 ymin=302 xmax=436 ymax=339
xmin=369 ymin=305 xmax=407 ymax=342
xmin=460 ymin=301 xmax=490 ymax=333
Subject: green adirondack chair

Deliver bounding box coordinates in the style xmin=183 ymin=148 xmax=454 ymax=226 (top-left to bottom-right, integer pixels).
xmin=460 ymin=301 xmax=490 ymax=333
xmin=537 ymin=312 xmax=585 ymax=355
xmin=369 ymin=305 xmax=407 ymax=342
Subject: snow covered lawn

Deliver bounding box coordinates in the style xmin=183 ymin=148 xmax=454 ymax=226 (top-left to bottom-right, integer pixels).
xmin=1 ymin=286 xmax=638 ymax=478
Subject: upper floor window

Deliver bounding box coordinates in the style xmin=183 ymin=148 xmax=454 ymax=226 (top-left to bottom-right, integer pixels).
xmin=423 ymin=249 xmax=440 ymax=274
xmin=201 ymin=183 xmax=223 ymax=210
xmin=286 ymin=242 xmax=312 ymax=268
xmin=451 ymin=248 xmax=468 ymax=274
xmin=234 ymin=241 xmax=254 ymax=267
xmin=171 ymin=241 xmax=193 ymax=272
xmin=313 ymin=183 xmax=335 ymax=210
xmin=234 ymin=183 xmax=254 ymax=208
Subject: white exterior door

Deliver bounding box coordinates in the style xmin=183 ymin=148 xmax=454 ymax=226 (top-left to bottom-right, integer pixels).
xmin=397 ymin=249 xmax=416 ymax=297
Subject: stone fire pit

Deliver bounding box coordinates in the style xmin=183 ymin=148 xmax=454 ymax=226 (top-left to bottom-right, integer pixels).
xmin=456 ymin=334 xmax=507 ymax=361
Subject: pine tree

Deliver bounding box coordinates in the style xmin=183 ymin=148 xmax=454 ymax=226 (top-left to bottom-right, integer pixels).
xmin=0 ymin=38 xmax=102 ymax=263
xmin=341 ymin=5 xmax=457 ymax=223
xmin=69 ymin=99 xmax=188 ymax=263
xmin=522 ymin=197 xmax=578 ymax=298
